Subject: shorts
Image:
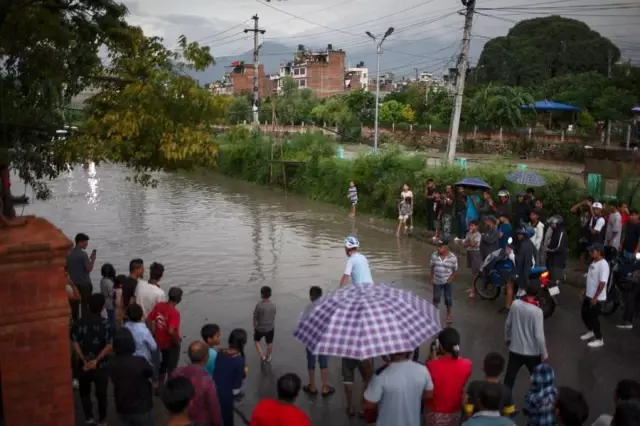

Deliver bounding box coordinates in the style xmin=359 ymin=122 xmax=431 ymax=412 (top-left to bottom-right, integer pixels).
xmin=466 ymin=251 xmax=483 ymax=273
xmin=341 ymin=358 xmax=372 ymax=384
xmin=399 ymin=214 xmax=409 ymax=221
xmin=159 ymin=343 xmax=181 ymax=377
xmin=434 ymin=220 xmax=441 ymax=231
xmin=306 ymin=348 xmax=328 ymax=370
xmin=254 ymin=328 xmax=275 ymax=344
xmin=351 ymin=199 xmax=358 ymax=206
xmin=433 ymin=283 xmax=453 ymax=307
xmin=578 ymin=240 xmax=589 ymax=254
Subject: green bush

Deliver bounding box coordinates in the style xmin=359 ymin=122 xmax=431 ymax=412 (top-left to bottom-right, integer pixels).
xmin=216 ymin=131 xmax=588 ymax=242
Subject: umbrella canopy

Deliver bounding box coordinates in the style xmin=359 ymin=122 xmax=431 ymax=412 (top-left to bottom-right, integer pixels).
xmin=521 ymin=100 xmax=580 ymax=112
xmin=454 ymin=177 xmax=491 ymax=190
xmin=632 ymin=106 xmax=640 ymax=113
xmin=506 ymin=170 xmax=546 ymax=187
xmin=294 ymin=283 xmax=441 ymax=360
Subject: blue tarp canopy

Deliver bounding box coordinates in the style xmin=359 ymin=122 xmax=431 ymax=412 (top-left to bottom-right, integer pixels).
xmin=521 ymin=100 xmax=581 ymax=112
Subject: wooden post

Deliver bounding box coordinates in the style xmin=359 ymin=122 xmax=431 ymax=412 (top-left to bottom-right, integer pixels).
xmin=561 ymin=130 xmax=565 ymax=142
xmin=410 ymin=124 xmax=413 ymax=133
xmin=626 ymin=124 xmax=631 ymax=149
xmin=499 ymin=127 xmax=503 ymax=141
xmin=429 ymin=124 xmax=432 ymax=135
xmin=528 ymin=127 xmax=533 ymax=140
xmin=281 ymin=143 xmax=287 ymax=191
xmin=392 ymin=122 xmax=395 ymax=132
xmin=473 ymin=125 xmax=477 ymax=139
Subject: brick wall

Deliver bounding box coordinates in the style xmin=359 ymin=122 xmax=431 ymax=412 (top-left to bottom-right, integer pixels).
xmin=230 ymin=64 xmax=271 ymax=99
xmin=0 ymin=216 xmax=74 ymax=426
xmin=305 ymin=51 xmax=346 ymax=98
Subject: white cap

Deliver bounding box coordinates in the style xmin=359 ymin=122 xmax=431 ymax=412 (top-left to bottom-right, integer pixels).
xmin=592 ymin=202 xmax=603 ymax=209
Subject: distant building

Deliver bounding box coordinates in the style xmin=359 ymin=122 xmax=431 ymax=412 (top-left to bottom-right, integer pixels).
xmin=208 ymin=74 xmax=233 ymax=95
xmin=345 ymin=62 xmax=369 ymax=91
xmin=228 ymin=61 xmax=272 ymax=98
xmin=368 ymin=72 xmax=395 ymax=94
xmin=280 ymin=44 xmax=346 ymax=98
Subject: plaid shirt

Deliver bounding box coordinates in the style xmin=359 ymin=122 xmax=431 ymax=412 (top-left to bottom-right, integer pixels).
xmin=172 ymin=364 xmax=222 ymax=426
xmin=524 ymin=364 xmax=557 ymax=426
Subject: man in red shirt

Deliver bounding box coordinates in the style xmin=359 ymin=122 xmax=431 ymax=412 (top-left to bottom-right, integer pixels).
xmin=250 ymin=373 xmax=311 ymax=426
xmin=148 ymin=286 xmax=183 ymax=384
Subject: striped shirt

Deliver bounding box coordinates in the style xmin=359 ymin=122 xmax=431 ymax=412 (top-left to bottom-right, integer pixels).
xmin=430 ymin=252 xmax=458 ymax=285
xmin=348 ymin=186 xmax=358 ymax=202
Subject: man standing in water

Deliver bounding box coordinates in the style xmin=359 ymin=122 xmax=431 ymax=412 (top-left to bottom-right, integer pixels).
xmin=66 ymin=233 xmax=97 ymax=319
xmin=340 ymin=236 xmax=373 ymax=286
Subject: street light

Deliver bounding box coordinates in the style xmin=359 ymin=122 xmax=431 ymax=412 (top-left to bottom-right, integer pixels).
xmin=366 ymin=27 xmax=394 ymax=153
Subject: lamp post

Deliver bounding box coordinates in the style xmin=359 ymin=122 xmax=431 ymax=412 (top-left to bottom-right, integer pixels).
xmin=366 ymin=27 xmax=394 ymax=153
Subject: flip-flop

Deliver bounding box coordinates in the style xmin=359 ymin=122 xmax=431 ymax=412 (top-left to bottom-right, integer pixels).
xmin=303 ymin=385 xmax=318 ymax=395
xmin=346 ymin=408 xmax=355 ymax=417
xmin=321 ymin=386 xmax=336 ymax=397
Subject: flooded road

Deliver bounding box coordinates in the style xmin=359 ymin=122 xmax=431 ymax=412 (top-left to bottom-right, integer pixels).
xmin=18 ymin=164 xmax=640 ymax=425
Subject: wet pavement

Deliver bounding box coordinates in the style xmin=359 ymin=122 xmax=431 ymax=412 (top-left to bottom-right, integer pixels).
xmin=17 ymin=164 xmax=640 ymax=425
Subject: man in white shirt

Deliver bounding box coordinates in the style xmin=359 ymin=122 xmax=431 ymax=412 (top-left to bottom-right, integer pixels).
xmin=605 ymin=200 xmax=622 ymax=261
xmin=590 ymin=202 xmax=606 ymax=244
xmin=529 ymin=210 xmax=545 ymax=253
xmin=363 ymin=351 xmax=434 ymax=426
xmin=580 ymin=244 xmax=609 ymax=348
xmin=136 ymin=278 xmax=166 ymax=318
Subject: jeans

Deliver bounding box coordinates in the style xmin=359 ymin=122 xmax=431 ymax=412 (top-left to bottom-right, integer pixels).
xmin=442 ymin=214 xmax=452 ymax=241
xmin=119 ymin=411 xmax=154 ymax=426
xmin=78 ymin=368 xmax=108 ymax=422
xmin=426 ymin=201 xmax=434 ymax=231
xmin=455 ymin=212 xmax=466 ymax=239
xmin=433 ymin=283 xmax=453 ymax=307
xmin=581 ymin=297 xmax=603 ymax=339
xmin=622 ymin=283 xmax=640 ymax=323
xmin=70 ymin=285 xmax=93 ymax=320
xmin=106 ymin=309 xmax=116 ymax=330
xmin=504 ymin=351 xmax=542 ymax=389
xmin=306 ymin=348 xmax=328 ymax=370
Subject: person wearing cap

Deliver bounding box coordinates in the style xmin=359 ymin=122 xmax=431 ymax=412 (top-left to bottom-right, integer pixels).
xmin=588 ymin=202 xmax=607 ymax=246
xmin=148 ymin=287 xmax=184 ymax=384
xmin=580 ymin=244 xmax=609 ymax=348
xmin=341 ymin=236 xmax=373 ymax=287
xmin=430 ymin=239 xmax=458 ymax=325
xmin=501 ymin=227 xmax=536 ymax=314
xmin=480 ymin=216 xmax=501 ymax=261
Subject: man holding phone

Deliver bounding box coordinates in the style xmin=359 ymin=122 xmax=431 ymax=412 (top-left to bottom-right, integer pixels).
xmin=66 ymin=233 xmax=97 ymax=319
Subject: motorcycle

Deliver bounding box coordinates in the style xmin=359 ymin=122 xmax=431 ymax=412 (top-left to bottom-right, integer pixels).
xmin=473 ymin=237 xmax=559 ymax=318
xmin=601 ymin=252 xmax=640 ymax=317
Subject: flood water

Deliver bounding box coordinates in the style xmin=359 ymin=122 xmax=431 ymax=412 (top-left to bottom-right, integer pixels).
xmin=17 ymin=163 xmax=640 ymax=425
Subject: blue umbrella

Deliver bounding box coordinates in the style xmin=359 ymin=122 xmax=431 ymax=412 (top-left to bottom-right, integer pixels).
xmin=454 ymin=177 xmax=491 ymax=190
xmin=506 ymin=170 xmax=546 ymax=187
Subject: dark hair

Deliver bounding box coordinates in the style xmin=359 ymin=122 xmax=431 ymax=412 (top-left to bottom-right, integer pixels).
xmin=113 ymin=327 xmax=136 ymax=356
xmin=126 ymin=303 xmax=144 ymax=322
xmin=612 ymin=402 xmax=640 ymax=426
xmin=201 ymin=323 xmax=221 ymax=341
xmin=587 ymin=196 xmax=595 ymax=202
xmin=129 ymin=258 xmax=144 ymax=274
xmin=162 ymin=376 xmax=195 ymax=414
xmin=478 ymin=382 xmax=503 ymax=411
xmin=556 ymin=387 xmax=589 ymax=426
xmin=260 ymin=286 xmax=272 ymax=299
xmin=74 ymin=233 xmax=89 ymax=244
xmin=526 ymin=279 xmax=541 ymax=297
xmin=483 ymin=352 xmax=505 ymax=378
xmin=149 ymin=262 xmax=165 ymax=281
xmin=168 ymin=287 xmax=183 ymax=303
xmin=469 ymin=220 xmax=478 ymax=227
xmin=616 ymin=380 xmax=640 ymax=402
xmin=427 ymin=178 xmax=434 ymax=183
xmin=187 ymin=341 xmax=209 ymax=363
xmin=526 ymin=188 xmax=535 ymax=194
xmin=228 ymin=328 xmax=248 ymax=359
xmin=88 ymin=293 xmax=106 ymax=314
xmin=101 ymin=263 xmax=116 ymax=280
xmin=630 ymin=208 xmax=639 ymax=215
xmin=114 ymin=274 xmax=127 ymax=289
xmin=437 ymin=327 xmax=460 ymax=359
xmin=309 ymin=286 xmax=323 ymax=301
xmin=277 ymin=373 xmax=302 ymax=403
xmin=609 ymin=199 xmax=619 ymax=208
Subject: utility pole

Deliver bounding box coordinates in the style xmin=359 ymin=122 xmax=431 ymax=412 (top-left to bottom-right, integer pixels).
xmin=605 ymin=48 xmax=612 ymax=145
xmin=415 ymin=68 xmax=419 ymax=82
xmin=366 ymin=27 xmax=394 ymax=153
xmin=445 ymin=0 xmax=476 ymax=164
xmin=244 ymin=15 xmax=265 ymax=130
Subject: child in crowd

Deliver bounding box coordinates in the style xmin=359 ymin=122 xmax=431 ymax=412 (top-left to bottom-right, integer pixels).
xmin=463 ymin=220 xmax=482 ymax=298
xmin=524 ymin=364 xmax=558 ymax=426
xmin=114 ymin=274 xmax=127 ymax=327
xmin=214 ymin=328 xmax=248 ymax=426
xmin=201 ymin=323 xmax=221 ymax=378
xmin=432 ymin=190 xmax=443 ymax=242
xmin=254 ymin=286 xmax=276 ymax=363
xmin=464 ymin=352 xmax=516 ymax=419
xmin=397 ymin=184 xmax=414 ymax=236
xmin=347 ymin=181 xmax=358 ymax=217
xmin=498 ymin=214 xmax=513 ymax=249
xmin=100 ymin=263 xmax=117 ymax=329
xmin=302 ymin=286 xmax=335 ymax=396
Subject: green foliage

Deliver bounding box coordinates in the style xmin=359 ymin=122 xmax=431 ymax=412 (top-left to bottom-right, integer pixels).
xmin=379 ymin=100 xmax=405 ymax=123
xmin=228 ymin=95 xmax=251 ymax=124
xmin=468 ymin=85 xmax=535 ymax=129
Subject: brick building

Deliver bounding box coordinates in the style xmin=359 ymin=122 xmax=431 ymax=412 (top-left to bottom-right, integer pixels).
xmin=289 ymin=46 xmax=346 ymax=98
xmin=229 ymin=62 xmax=272 ymax=99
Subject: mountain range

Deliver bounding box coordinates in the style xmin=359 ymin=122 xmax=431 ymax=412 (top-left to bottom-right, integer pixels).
xmin=185 ymin=37 xmax=488 ymax=86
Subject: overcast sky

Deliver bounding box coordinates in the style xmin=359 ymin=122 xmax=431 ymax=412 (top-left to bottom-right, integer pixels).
xmin=122 ymin=0 xmax=640 ymax=62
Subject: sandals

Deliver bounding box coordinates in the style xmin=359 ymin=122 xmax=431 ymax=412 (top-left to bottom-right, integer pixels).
xmin=303 ymin=384 xmax=318 ymax=395
xmin=322 ymin=386 xmax=336 ymax=397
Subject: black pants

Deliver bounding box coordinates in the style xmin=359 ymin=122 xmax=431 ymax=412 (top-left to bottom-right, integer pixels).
xmin=70 ymin=285 xmax=93 ymax=320
xmin=426 ymin=201 xmax=434 ymax=230
xmin=160 ymin=343 xmax=181 ymax=381
xmin=119 ymin=411 xmax=154 ymax=426
xmin=605 ymin=247 xmax=618 ymax=263
xmin=78 ymin=368 xmax=108 ymax=423
xmin=623 ymin=284 xmax=640 ymax=323
xmin=581 ymin=297 xmax=603 ymax=339
xmin=504 ymin=351 xmax=542 ymax=389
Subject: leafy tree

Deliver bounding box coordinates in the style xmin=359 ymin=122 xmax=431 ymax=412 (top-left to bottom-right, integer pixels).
xmin=228 ymin=95 xmax=252 ymax=124
xmin=310 ymin=98 xmax=352 ymax=127
xmin=379 ymin=100 xmax=404 ymax=123
xmin=476 ymin=16 xmax=620 ymax=86
xmin=275 ymin=76 xmax=319 ymax=125
xmin=468 ymin=84 xmax=535 ymax=129
xmin=342 ymin=89 xmax=375 ymax=124
xmin=402 ymin=105 xmax=416 ymax=123
xmin=536 ymin=72 xmax=608 ymax=111
xmin=592 ymin=87 xmax=637 ymax=122
xmin=81 ymin=29 xmax=223 ymax=182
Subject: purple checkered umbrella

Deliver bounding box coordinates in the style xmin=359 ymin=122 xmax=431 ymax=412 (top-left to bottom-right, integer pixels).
xmin=294 ymin=283 xmax=441 ymax=360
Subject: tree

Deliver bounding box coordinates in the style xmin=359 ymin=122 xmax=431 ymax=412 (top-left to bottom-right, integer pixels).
xmin=475 ymin=16 xmax=620 ymax=86
xmin=379 ymin=100 xmax=405 ymax=123
xmin=402 ymin=105 xmax=416 ymax=123
xmin=310 ymin=98 xmax=352 ymax=127
xmin=342 ymin=89 xmax=375 ymax=124
xmin=1 ymin=0 xmax=129 ymax=198
xmin=592 ymin=87 xmax=637 ymax=122
xmin=228 ymin=95 xmax=252 ymax=124
xmin=275 ymin=76 xmax=319 ymax=125
xmin=468 ymin=84 xmax=535 ymax=129
xmin=80 ymin=29 xmax=224 ymax=182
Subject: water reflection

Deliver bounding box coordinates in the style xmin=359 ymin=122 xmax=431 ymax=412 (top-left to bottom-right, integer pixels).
xmin=85 ymin=162 xmax=99 ymax=205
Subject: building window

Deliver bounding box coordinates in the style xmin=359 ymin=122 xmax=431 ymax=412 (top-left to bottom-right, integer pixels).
xmin=299 ymin=79 xmax=306 ymax=88
xmin=294 ymin=68 xmax=299 ymax=75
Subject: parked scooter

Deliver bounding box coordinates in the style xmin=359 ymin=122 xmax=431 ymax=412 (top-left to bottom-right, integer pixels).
xmin=474 ymin=237 xmax=559 ymax=318
xmin=601 ymin=252 xmax=640 ymax=317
